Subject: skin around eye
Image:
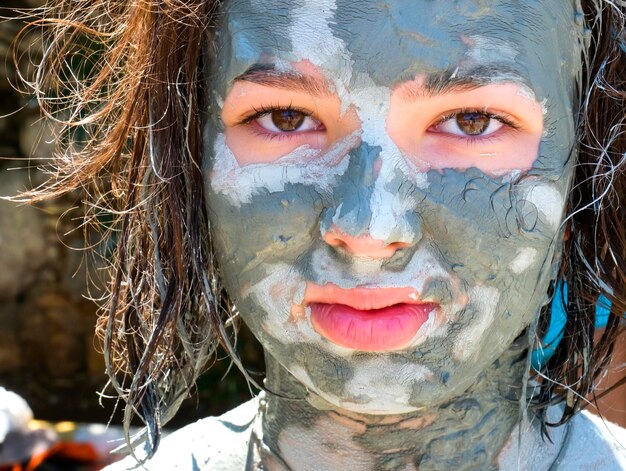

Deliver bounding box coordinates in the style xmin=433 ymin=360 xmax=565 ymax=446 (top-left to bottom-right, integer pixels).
xmin=388 ymin=82 xmax=544 ymax=175
xmin=222 ymin=81 xmax=359 ymax=166
xmin=222 ymin=77 xmax=542 ymax=172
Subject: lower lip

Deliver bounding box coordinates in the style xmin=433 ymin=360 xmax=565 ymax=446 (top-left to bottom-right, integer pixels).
xmin=310 ymin=303 xmax=435 ymax=351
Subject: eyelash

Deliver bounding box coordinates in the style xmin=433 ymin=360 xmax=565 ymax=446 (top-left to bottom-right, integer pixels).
xmin=239 ymin=104 xmax=304 ymax=124
xmin=237 ymin=105 xmax=520 ymax=142
xmin=431 ymin=108 xmax=519 ymax=142
xmin=432 ymin=108 xmax=518 ymax=128
xmin=238 ymin=104 xmax=321 ymax=140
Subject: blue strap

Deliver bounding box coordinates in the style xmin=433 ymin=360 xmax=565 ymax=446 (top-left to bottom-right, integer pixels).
xmin=531 ymin=282 xmax=613 ymax=370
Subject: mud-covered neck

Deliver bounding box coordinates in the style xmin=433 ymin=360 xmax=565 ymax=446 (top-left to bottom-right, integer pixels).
xmin=252 ymin=336 xmax=545 ymax=471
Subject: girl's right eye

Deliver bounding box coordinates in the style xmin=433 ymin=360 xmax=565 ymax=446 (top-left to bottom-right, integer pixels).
xmin=428 ymin=110 xmax=515 ymax=138
xmin=250 ymin=109 xmax=325 ymax=134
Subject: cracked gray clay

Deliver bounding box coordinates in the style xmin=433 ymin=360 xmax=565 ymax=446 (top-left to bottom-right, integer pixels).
xmin=202 ymin=0 xmax=586 ymax=469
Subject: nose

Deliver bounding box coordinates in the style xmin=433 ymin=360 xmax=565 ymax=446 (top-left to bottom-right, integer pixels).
xmin=323 ymin=227 xmax=412 ymax=259
xmin=320 ymin=141 xmax=423 ymax=259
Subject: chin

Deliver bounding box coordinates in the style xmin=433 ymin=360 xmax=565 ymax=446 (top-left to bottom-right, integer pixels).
xmin=329 ymin=397 xmax=422 ymax=416
xmin=289 ymin=357 xmax=454 ymax=416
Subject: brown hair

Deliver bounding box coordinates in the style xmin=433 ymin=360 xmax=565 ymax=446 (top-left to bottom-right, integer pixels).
xmin=16 ymin=0 xmax=626 ymax=457
xmin=17 ymin=0 xmax=231 ymax=452
xmin=535 ymin=0 xmax=626 ymax=424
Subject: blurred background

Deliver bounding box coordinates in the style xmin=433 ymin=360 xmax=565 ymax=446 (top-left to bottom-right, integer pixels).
xmin=0 ymin=1 xmax=624 ymax=469
xmin=0 ymin=3 xmax=264 ymax=468
xmin=0 ymin=1 xmax=110 ymax=422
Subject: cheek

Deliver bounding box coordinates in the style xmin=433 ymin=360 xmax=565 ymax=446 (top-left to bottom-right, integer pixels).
xmin=421 ymin=170 xmax=564 ymax=279
xmin=513 ymin=178 xmax=566 ymax=232
xmin=387 ymin=83 xmax=544 ymax=176
xmin=418 ymin=134 xmax=541 ymax=176
xmin=427 ymin=173 xmax=566 ymax=359
xmin=453 ymin=285 xmax=502 ymax=362
xmin=417 ymin=171 xmax=565 ymax=354
xmin=236 ymin=264 xmax=317 ymax=348
xmin=509 ymin=247 xmax=539 ymax=274
xmin=209 ymin=132 xmax=351 ymax=207
xmin=206 ymin=191 xmax=322 ymax=311
xmin=206 ymin=133 xmax=333 ymax=278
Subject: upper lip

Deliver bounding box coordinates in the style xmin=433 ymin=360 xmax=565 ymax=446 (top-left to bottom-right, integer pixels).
xmin=303 ymin=283 xmax=431 ymax=311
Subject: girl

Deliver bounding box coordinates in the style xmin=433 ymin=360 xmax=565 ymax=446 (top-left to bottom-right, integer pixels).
xmin=24 ymin=0 xmax=626 ymax=468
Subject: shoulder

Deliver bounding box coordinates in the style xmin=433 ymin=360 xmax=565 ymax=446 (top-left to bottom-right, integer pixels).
xmin=554 ymin=410 xmax=626 ymax=470
xmin=103 ymin=397 xmax=259 ymax=471
xmin=498 ymin=406 xmax=626 ymax=470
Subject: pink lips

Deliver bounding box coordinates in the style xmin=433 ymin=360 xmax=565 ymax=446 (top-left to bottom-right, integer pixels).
xmin=304 ymin=284 xmax=436 ymax=351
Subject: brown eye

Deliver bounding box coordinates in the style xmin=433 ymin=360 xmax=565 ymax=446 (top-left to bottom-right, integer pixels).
xmin=271 ymin=109 xmax=306 ymax=131
xmin=455 ymin=112 xmax=490 ymax=135
xmin=256 ymin=109 xmax=323 ymax=134
xmin=430 ymin=111 xmax=504 ymax=137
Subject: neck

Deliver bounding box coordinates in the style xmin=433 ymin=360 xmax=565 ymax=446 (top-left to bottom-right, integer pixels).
xmin=252 ymin=338 xmax=534 ymax=471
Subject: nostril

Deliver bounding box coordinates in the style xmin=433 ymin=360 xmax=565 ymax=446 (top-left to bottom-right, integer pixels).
xmin=324 ymin=233 xmax=348 ymax=250
xmin=322 ymin=226 xmax=409 ymax=259
xmin=387 ymin=241 xmax=411 ymax=251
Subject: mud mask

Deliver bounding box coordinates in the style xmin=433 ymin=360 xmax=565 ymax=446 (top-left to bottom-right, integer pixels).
xmin=204 ymin=0 xmax=584 ymax=414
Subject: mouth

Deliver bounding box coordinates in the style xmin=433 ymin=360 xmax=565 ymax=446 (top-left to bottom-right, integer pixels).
xmin=304 ymin=284 xmax=437 ymax=351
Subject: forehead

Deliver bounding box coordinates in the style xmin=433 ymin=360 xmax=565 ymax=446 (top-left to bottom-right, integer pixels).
xmin=217 ymin=0 xmax=583 ymax=98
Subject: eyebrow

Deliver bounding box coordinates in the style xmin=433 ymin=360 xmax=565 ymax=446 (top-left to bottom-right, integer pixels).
xmin=234 ymin=63 xmax=531 ymax=100
xmin=233 ymin=63 xmax=334 ymax=97
xmin=403 ymin=65 xmax=532 ymax=100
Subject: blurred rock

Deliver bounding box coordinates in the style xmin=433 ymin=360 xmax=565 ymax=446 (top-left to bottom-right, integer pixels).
xmin=0 ymin=3 xmax=107 ymax=424
xmin=23 ymin=0 xmax=46 ymax=8
xmin=19 ymin=291 xmax=85 ymax=378
xmin=0 ymin=302 xmax=21 ymax=372
xmin=0 ymin=171 xmax=49 ymax=299
xmin=19 ymin=112 xmax=59 ymax=160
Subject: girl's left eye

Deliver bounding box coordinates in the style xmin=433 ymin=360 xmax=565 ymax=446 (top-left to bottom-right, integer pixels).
xmin=430 ymin=111 xmax=511 ymax=137
xmin=255 ymin=109 xmax=323 ymax=133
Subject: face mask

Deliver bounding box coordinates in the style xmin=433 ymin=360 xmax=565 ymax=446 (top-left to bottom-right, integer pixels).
xmin=205 ymin=0 xmax=583 ymax=413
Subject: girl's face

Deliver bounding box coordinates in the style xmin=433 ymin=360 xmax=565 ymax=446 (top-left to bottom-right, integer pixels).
xmin=205 ymin=0 xmax=583 ymax=413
